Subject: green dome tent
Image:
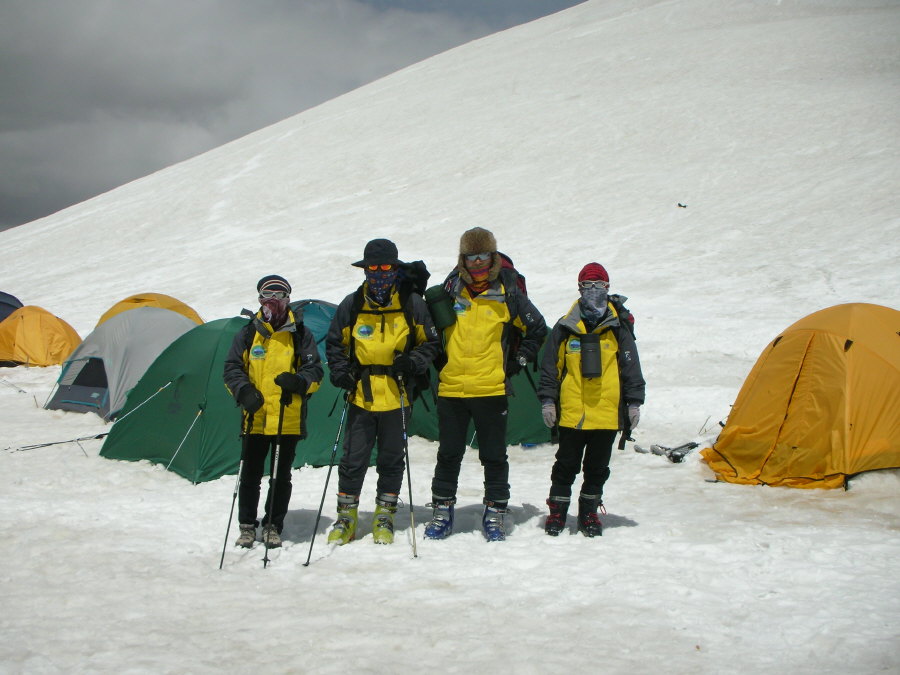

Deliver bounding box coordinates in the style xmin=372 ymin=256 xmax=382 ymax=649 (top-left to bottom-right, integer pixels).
xmin=100 ymin=301 xmax=347 ymax=483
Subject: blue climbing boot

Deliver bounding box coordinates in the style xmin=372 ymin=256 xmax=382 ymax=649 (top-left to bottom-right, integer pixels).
xmin=423 ymin=497 xmax=455 ymax=540
xmin=482 ymin=501 xmax=508 ymax=542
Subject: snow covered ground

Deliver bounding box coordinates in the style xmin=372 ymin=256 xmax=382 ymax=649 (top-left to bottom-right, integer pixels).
xmin=1 ymin=1 xmax=899 ymax=673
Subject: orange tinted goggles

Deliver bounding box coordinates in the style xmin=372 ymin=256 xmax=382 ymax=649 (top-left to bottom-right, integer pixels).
xmin=367 ymin=264 xmax=395 ymax=271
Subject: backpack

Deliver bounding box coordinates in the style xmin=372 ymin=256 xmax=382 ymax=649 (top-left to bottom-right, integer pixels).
xmin=347 ymin=260 xmax=432 ymax=402
xmin=608 ymin=293 xmax=636 ymax=339
xmin=497 ymin=252 xmax=528 ymax=296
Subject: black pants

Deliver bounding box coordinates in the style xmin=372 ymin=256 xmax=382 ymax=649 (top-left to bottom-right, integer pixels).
xmin=432 ymin=395 xmax=510 ymax=502
xmin=550 ymin=427 xmax=617 ymax=499
xmin=337 ymin=404 xmax=409 ymax=496
xmin=238 ymin=434 xmax=298 ymax=531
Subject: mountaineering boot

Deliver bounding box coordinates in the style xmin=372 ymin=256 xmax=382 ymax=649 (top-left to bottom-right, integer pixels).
xmin=482 ymin=500 xmax=509 ymax=542
xmin=262 ymin=524 xmax=282 ymax=549
xmin=544 ymin=497 xmax=570 ymax=536
xmin=578 ymin=493 xmax=604 ymax=538
xmin=423 ymin=497 xmax=456 ymax=540
xmin=235 ymin=523 xmax=256 ymax=548
xmin=372 ymin=493 xmax=399 ymax=545
xmin=327 ymin=494 xmax=359 ymax=546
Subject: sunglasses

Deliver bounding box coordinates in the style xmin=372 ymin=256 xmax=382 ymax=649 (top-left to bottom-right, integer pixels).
xmin=259 ymin=290 xmax=289 ymax=299
xmin=366 ymin=264 xmax=395 ymax=271
xmin=465 ymin=252 xmax=493 ymax=263
xmin=579 ymin=280 xmax=609 ymax=290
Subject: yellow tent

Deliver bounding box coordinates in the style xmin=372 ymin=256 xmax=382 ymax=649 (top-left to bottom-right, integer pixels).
xmin=0 ymin=306 xmax=81 ymax=367
xmin=96 ymin=293 xmax=203 ymax=327
xmin=702 ymin=303 xmax=900 ymax=489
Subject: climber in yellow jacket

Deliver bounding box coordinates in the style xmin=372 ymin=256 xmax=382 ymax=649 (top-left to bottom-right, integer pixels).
xmin=425 ymin=227 xmax=547 ymax=542
xmin=224 ymin=275 xmax=323 ymax=549
xmin=537 ymin=263 xmax=645 ymax=538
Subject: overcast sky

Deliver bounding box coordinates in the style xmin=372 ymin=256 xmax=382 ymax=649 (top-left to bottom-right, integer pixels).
xmin=0 ymin=0 xmax=582 ymax=231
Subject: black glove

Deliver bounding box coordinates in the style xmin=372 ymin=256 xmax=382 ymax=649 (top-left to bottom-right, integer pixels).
xmin=237 ymin=385 xmax=264 ymax=414
xmin=507 ymin=353 xmax=528 ymax=377
xmin=392 ymin=353 xmax=416 ymax=379
xmin=331 ymin=370 xmax=357 ymax=391
xmin=275 ymin=372 xmax=306 ymax=395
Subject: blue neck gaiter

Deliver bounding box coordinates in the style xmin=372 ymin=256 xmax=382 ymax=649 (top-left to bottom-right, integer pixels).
xmin=365 ymin=268 xmax=398 ymax=306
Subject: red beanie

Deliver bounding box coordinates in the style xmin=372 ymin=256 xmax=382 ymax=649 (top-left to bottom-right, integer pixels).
xmin=578 ymin=262 xmax=609 ymax=283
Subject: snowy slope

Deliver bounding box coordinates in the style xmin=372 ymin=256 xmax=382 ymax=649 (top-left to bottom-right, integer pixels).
xmin=1 ymin=1 xmax=899 ymax=673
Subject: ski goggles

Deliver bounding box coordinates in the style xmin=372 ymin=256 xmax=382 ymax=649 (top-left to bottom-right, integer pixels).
xmin=465 ymin=252 xmax=493 ymax=262
xmin=259 ymin=290 xmax=289 ymax=299
xmin=366 ymin=264 xmax=395 ymax=271
xmin=579 ymin=280 xmax=609 ymax=290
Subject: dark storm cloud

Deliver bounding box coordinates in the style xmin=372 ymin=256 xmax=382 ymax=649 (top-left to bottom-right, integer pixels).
xmin=0 ymin=0 xmax=582 ymax=231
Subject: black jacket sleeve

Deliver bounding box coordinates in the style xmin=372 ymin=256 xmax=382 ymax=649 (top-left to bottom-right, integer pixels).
xmin=616 ymin=326 xmax=645 ymax=405
xmin=294 ymin=324 xmax=324 ymax=392
xmin=513 ymin=292 xmax=548 ymax=363
xmin=537 ymin=322 xmax=566 ymax=402
xmin=223 ymin=324 xmax=253 ymax=402
xmin=325 ymin=292 xmax=358 ymax=386
xmin=406 ymin=294 xmax=441 ymax=374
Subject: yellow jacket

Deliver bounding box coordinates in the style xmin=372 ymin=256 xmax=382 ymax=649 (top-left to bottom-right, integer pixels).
xmin=439 ymin=278 xmax=547 ymax=398
xmin=326 ymin=284 xmax=439 ymax=411
xmin=538 ymin=300 xmax=645 ymax=430
xmin=223 ymin=310 xmax=323 ymax=436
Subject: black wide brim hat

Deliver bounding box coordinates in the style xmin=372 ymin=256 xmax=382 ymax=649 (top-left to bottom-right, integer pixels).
xmin=352 ymin=238 xmax=403 ymax=268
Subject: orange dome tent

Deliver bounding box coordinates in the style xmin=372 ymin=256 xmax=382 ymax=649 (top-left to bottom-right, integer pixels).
xmin=96 ymin=293 xmax=203 ymax=327
xmin=0 ymin=306 xmax=81 ymax=367
xmin=702 ymin=303 xmax=900 ymax=489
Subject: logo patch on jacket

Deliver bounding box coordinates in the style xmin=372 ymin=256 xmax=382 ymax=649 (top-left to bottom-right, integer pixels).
xmin=453 ymin=301 xmax=467 ymax=315
xmin=356 ymin=325 xmax=374 ymax=339
xmin=569 ymin=339 xmax=581 ymax=353
xmin=250 ymin=345 xmax=266 ymax=359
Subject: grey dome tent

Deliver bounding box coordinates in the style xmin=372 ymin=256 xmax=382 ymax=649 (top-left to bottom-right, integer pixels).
xmin=46 ymin=307 xmax=197 ymax=420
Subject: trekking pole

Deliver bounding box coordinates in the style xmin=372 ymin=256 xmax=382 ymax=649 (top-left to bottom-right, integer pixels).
xmin=219 ymin=412 xmax=252 ymax=570
xmin=617 ymin=418 xmax=633 ymax=451
xmin=303 ymin=393 xmax=350 ymax=567
xmin=522 ymin=362 xmax=538 ymax=393
xmin=262 ymin=402 xmax=287 ymax=569
xmin=397 ymin=374 xmax=418 ymax=558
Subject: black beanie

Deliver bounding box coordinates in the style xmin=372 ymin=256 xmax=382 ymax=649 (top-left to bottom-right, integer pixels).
xmin=257 ymin=275 xmax=291 ymax=295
